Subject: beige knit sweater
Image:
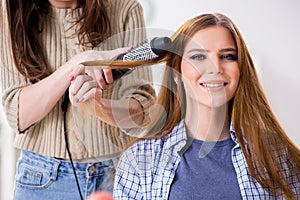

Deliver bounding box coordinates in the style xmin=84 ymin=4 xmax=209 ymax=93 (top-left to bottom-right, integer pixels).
xmin=0 ymin=0 xmax=155 ymax=159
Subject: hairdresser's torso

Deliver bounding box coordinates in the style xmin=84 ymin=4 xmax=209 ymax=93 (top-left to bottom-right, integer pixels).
xmin=0 ymin=0 xmax=151 ymax=160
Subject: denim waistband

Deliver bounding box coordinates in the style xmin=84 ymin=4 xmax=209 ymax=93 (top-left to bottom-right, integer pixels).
xmin=20 ymin=150 xmax=117 ymax=176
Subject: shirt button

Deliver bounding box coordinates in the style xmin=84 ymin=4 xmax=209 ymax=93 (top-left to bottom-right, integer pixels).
xmin=168 ymin=163 xmax=173 ymax=169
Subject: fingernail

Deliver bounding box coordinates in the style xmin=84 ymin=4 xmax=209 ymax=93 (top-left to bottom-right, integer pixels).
xmin=69 ymin=75 xmax=75 ymax=81
xmin=79 ymin=97 xmax=84 ymax=102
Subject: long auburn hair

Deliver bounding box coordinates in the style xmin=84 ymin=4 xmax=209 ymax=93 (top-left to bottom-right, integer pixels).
xmin=5 ymin=0 xmax=111 ymax=83
xmin=160 ymin=13 xmax=300 ymax=199
xmin=88 ymin=13 xmax=300 ymax=199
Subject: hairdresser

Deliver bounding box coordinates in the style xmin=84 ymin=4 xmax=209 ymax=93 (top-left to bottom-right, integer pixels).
xmin=0 ymin=0 xmax=155 ymax=199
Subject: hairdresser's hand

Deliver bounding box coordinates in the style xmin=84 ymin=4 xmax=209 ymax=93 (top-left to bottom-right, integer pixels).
xmin=69 ymin=64 xmax=101 ymax=106
xmin=66 ymin=47 xmax=130 ymax=90
xmin=84 ymin=67 xmax=111 ymax=90
xmin=84 ymin=47 xmax=130 ymax=90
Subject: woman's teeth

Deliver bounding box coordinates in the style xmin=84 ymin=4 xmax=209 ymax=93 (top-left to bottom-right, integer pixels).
xmin=201 ymin=83 xmax=226 ymax=88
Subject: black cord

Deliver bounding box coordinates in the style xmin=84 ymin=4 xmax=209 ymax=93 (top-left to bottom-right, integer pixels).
xmin=62 ymin=90 xmax=84 ymax=200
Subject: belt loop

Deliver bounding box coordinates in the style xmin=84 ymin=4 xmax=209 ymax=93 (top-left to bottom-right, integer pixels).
xmin=51 ymin=158 xmax=61 ymax=181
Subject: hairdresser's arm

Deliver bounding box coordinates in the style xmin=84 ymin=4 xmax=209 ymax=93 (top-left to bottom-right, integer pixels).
xmin=18 ymin=49 xmax=129 ymax=132
xmin=96 ymin=97 xmax=144 ymax=128
xmin=18 ymin=65 xmax=72 ymax=132
xmin=69 ymin=65 xmax=143 ymax=128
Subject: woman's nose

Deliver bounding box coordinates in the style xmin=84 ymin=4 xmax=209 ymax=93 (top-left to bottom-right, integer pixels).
xmin=206 ymin=56 xmax=222 ymax=74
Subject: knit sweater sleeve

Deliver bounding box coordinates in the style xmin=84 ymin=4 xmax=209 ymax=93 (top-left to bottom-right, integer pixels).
xmin=0 ymin=4 xmax=30 ymax=134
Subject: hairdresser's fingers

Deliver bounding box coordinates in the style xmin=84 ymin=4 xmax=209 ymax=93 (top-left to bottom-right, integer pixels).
xmin=69 ymin=64 xmax=85 ymax=81
xmin=69 ymin=85 xmax=99 ymax=106
xmin=77 ymin=87 xmax=101 ymax=103
xmin=69 ymin=75 xmax=92 ymax=105
xmin=76 ymin=80 xmax=98 ymax=100
xmin=78 ymin=47 xmax=131 ymax=90
xmin=85 ymin=69 xmax=97 ymax=84
xmin=86 ymin=68 xmax=109 ymax=90
xmin=94 ymin=87 xmax=102 ymax=103
xmin=92 ymin=68 xmax=104 ymax=86
xmin=70 ymin=74 xmax=94 ymax=97
xmin=96 ymin=71 xmax=108 ymax=90
xmin=103 ymin=68 xmax=114 ymax=84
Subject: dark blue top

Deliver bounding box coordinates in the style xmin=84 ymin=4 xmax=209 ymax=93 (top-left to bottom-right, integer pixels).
xmin=169 ymin=137 xmax=242 ymax=200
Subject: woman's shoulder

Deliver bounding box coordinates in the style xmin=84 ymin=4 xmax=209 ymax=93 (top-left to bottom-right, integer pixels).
xmin=125 ymin=137 xmax=163 ymax=156
xmin=125 ymin=121 xmax=187 ymax=156
xmin=118 ymin=122 xmax=186 ymax=173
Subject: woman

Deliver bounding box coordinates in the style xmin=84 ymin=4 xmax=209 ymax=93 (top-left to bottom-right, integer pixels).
xmin=0 ymin=0 xmax=154 ymax=199
xmin=110 ymin=13 xmax=300 ymax=199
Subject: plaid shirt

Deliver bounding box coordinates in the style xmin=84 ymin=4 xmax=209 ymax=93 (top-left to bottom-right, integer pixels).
xmin=113 ymin=120 xmax=300 ymax=200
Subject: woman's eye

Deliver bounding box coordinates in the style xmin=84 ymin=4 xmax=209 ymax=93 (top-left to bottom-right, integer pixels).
xmin=220 ymin=54 xmax=237 ymax=61
xmin=190 ymin=54 xmax=206 ymax=60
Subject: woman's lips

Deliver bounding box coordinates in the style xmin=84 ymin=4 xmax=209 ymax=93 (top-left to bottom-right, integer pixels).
xmin=200 ymin=81 xmax=228 ymax=88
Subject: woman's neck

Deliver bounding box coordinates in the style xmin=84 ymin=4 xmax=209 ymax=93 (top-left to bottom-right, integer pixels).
xmin=48 ymin=0 xmax=77 ymax=9
xmin=184 ymin=101 xmax=230 ymax=141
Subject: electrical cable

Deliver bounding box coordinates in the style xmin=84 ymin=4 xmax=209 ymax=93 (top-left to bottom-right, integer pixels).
xmin=62 ymin=90 xmax=84 ymax=200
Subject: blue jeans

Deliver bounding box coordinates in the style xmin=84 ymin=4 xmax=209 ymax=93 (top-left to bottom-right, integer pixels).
xmin=14 ymin=150 xmax=118 ymax=200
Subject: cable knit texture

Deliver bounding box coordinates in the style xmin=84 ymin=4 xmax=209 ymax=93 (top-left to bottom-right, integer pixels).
xmin=0 ymin=0 xmax=155 ymax=159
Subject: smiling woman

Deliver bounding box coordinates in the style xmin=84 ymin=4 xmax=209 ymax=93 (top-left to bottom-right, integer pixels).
xmin=181 ymin=27 xmax=240 ymax=126
xmin=109 ymin=13 xmax=300 ymax=200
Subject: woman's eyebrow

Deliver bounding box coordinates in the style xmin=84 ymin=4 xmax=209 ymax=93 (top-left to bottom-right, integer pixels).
xmin=186 ymin=48 xmax=208 ymax=53
xmin=219 ymin=48 xmax=237 ymax=52
xmin=186 ymin=47 xmax=237 ymax=54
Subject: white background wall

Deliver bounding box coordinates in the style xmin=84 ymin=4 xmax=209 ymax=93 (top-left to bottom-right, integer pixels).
xmin=140 ymin=0 xmax=300 ymax=147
